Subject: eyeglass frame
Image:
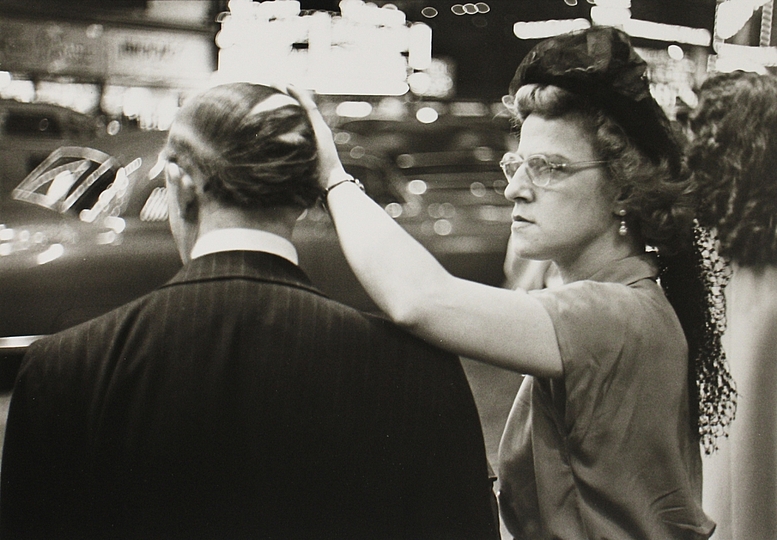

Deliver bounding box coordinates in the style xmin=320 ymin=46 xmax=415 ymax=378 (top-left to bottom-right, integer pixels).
xmin=499 ymin=152 xmax=610 ymax=188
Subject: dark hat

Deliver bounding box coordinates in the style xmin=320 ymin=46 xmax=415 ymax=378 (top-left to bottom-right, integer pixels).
xmin=509 ymin=26 xmax=681 ymax=173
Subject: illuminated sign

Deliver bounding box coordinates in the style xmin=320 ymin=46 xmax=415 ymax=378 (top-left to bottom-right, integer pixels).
xmin=513 ymin=19 xmax=591 ymax=39
xmin=709 ymin=0 xmax=776 ymax=72
xmin=512 ymin=17 xmax=710 ymax=46
xmin=511 ymin=1 xmax=712 ymax=47
xmin=214 ymin=0 xmax=432 ymax=96
xmin=715 ymin=42 xmax=777 ymax=68
xmin=715 ymin=0 xmax=772 ymax=39
xmin=623 ymin=19 xmax=711 ymax=46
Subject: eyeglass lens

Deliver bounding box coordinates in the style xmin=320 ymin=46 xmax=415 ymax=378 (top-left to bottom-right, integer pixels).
xmin=501 ymin=155 xmax=550 ymax=184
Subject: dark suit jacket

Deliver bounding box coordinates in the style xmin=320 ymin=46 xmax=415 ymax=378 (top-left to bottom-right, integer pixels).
xmin=0 ymin=251 xmax=498 ymax=540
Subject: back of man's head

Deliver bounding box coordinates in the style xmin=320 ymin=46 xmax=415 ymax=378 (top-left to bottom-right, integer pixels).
xmin=166 ymin=83 xmax=322 ymax=210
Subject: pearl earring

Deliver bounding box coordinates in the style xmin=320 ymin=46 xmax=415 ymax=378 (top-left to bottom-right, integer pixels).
xmin=618 ymin=209 xmax=628 ymax=236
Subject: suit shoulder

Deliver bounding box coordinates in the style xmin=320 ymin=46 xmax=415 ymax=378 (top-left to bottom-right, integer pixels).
xmin=25 ymin=291 xmax=153 ymax=358
xmin=343 ymin=306 xmax=458 ymax=362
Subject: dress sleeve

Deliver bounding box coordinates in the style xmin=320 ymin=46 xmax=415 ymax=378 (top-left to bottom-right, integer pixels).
xmin=529 ymin=281 xmax=636 ymax=437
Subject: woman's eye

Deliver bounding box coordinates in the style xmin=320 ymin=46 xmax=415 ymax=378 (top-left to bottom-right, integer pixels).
xmin=527 ymin=157 xmax=549 ymax=170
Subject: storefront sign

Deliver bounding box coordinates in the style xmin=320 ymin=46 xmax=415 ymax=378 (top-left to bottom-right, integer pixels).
xmin=0 ymin=18 xmax=214 ymax=87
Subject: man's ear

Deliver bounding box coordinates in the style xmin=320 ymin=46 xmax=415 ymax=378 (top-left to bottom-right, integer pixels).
xmin=165 ymin=162 xmax=199 ymax=223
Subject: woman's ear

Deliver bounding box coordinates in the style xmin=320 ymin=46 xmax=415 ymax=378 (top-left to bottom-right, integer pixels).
xmin=612 ymin=185 xmax=632 ymax=208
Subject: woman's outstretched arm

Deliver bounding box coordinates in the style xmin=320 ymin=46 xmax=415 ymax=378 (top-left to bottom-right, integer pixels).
xmin=289 ymin=87 xmax=562 ymax=378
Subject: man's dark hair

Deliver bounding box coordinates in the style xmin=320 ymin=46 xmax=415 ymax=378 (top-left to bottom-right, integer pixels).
xmin=166 ymin=82 xmax=322 ymax=209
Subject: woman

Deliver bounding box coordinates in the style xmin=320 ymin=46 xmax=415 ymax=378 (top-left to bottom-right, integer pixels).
xmin=689 ymin=71 xmax=777 ymax=540
xmin=291 ymin=26 xmax=733 ymax=539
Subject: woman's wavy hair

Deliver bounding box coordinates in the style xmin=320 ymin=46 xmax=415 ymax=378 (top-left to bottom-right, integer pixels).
xmin=165 ymin=82 xmax=322 ymax=209
xmin=688 ymin=71 xmax=777 ymax=266
xmin=507 ymin=84 xmax=695 ymax=254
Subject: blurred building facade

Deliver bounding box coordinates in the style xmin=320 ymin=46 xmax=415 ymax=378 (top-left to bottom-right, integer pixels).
xmin=0 ymin=0 xmax=220 ymax=129
xmin=0 ymin=0 xmax=774 ymax=128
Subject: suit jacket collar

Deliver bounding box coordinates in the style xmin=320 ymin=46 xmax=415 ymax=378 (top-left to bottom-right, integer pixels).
xmin=160 ymin=250 xmax=326 ymax=298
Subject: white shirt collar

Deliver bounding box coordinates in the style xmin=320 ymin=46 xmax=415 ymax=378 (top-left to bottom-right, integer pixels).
xmin=189 ymin=228 xmax=299 ymax=265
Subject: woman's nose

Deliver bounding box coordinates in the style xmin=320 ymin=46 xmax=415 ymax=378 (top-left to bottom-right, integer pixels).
xmin=503 ymin=168 xmax=534 ymax=202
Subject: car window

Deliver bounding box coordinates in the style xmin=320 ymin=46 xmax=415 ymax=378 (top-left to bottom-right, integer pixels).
xmin=3 ymin=111 xmax=63 ymax=138
xmin=12 ymin=146 xmax=134 ymax=222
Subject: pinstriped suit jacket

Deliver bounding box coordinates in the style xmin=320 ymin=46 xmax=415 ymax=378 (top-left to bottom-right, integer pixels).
xmin=0 ymin=250 xmax=498 ymax=540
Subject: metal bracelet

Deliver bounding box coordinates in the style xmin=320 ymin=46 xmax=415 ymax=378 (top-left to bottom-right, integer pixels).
xmin=324 ymin=176 xmax=365 ymax=197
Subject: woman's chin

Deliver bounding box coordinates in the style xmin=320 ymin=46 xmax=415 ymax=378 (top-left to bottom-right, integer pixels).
xmin=510 ymin=236 xmax=536 ymax=260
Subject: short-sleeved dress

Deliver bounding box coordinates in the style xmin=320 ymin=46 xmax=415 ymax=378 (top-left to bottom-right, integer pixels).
xmin=497 ymin=254 xmax=715 ymax=540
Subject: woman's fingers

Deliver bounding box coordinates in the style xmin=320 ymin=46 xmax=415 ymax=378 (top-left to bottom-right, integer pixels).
xmin=287 ymin=85 xmax=349 ymax=188
xmin=287 ymin=85 xmax=326 ymax=130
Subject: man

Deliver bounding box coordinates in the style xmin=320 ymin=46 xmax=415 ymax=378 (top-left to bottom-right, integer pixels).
xmin=0 ymin=83 xmax=498 ymax=539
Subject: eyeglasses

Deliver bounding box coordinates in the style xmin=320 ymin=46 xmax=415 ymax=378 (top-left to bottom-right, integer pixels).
xmin=499 ymin=153 xmax=609 ymax=188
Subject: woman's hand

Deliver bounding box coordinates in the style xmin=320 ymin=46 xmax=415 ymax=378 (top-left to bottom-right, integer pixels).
xmin=287 ymin=85 xmax=351 ymax=190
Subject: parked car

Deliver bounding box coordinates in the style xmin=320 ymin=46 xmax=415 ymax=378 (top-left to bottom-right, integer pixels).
xmin=0 ymin=121 xmax=512 ymax=385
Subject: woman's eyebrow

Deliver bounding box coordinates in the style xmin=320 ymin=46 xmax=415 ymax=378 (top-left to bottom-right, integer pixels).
xmin=537 ymin=153 xmax=572 ymax=162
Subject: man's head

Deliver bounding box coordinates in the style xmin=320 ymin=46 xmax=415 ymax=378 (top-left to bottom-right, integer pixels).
xmin=162 ymin=83 xmax=321 ymax=261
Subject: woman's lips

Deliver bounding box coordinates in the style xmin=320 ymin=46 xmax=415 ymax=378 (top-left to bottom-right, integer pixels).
xmin=511 ymin=215 xmax=533 ymax=231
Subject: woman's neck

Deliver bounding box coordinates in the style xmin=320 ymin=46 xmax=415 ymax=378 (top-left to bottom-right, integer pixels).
xmin=557 ymin=235 xmax=643 ymax=284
